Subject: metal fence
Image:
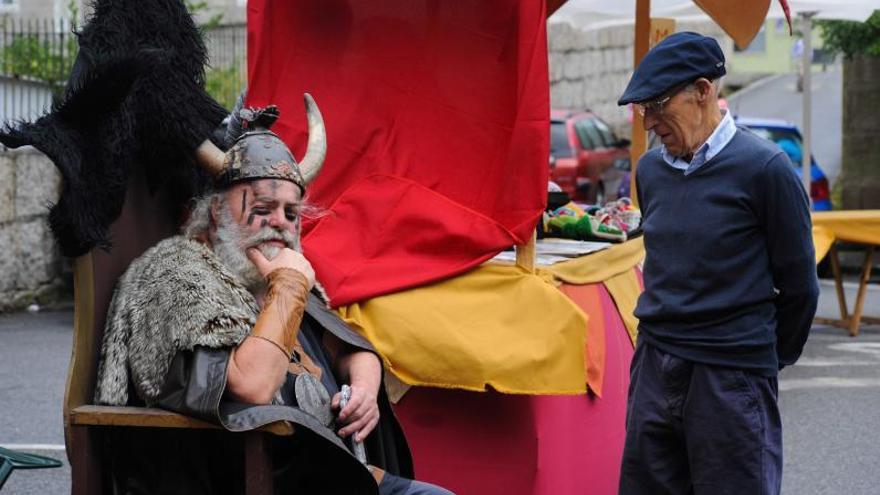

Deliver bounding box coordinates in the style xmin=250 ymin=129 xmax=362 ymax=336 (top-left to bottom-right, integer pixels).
xmin=0 ymin=18 xmax=75 ymax=122
xmin=0 ymin=18 xmax=247 ymax=123
xmin=203 ymin=23 xmax=248 ymax=111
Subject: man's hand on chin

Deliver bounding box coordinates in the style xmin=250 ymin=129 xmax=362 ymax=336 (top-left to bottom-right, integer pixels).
xmin=247 ymin=247 xmax=316 ymax=290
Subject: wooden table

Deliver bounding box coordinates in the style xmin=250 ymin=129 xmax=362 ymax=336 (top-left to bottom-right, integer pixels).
xmin=811 ymin=211 xmax=880 ymax=336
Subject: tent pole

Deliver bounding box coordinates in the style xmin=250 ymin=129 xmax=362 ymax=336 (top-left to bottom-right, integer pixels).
xmin=630 ymin=0 xmax=650 ymax=207
xmin=801 ymin=12 xmax=815 ymax=206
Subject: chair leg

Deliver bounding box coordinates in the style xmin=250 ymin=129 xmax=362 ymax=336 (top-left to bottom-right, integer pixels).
xmin=244 ymin=432 xmax=274 ymax=495
xmin=70 ymin=426 xmax=102 ymax=495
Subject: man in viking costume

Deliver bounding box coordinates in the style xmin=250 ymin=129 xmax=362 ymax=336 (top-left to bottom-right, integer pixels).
xmin=90 ymin=99 xmax=453 ymax=495
xmin=0 ymin=0 xmax=452 ymax=493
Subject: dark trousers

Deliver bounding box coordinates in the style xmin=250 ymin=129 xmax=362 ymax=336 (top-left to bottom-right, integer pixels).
xmin=619 ymin=341 xmax=782 ymax=495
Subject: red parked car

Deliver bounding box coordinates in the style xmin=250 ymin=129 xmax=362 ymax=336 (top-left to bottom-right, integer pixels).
xmin=550 ymin=109 xmax=631 ymax=204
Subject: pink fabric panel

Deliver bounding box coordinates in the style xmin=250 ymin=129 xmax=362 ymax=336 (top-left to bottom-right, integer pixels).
xmin=393 ymin=389 xmax=538 ymax=495
xmin=529 ymin=283 xmax=634 ymax=494
xmin=393 ymin=276 xmax=636 ymax=495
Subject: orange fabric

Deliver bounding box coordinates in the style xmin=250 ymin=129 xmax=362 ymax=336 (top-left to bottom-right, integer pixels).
xmin=692 ymin=0 xmax=770 ymax=49
xmin=558 ymin=283 xmax=606 ymax=397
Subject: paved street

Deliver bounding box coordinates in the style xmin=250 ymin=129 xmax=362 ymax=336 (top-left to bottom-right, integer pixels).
xmin=0 ymin=280 xmax=878 ymax=494
xmin=727 ymin=69 xmax=843 ymax=185
xmin=0 ymin=308 xmax=71 ymax=494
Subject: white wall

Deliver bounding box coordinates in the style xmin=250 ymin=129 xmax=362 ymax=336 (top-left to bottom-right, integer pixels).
xmin=0 ymin=147 xmax=63 ymax=311
xmin=547 ymin=19 xmax=733 ymax=135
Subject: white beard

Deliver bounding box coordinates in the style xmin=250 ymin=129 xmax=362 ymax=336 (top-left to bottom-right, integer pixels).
xmin=212 ymin=207 xmax=299 ymax=292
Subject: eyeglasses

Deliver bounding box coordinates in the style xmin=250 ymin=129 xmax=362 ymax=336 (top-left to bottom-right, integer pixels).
xmin=634 ymin=81 xmax=695 ymax=117
xmin=634 ymin=95 xmax=673 ymax=117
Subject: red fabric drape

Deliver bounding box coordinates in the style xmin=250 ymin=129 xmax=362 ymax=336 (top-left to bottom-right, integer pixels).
xmin=247 ymin=0 xmax=549 ymax=306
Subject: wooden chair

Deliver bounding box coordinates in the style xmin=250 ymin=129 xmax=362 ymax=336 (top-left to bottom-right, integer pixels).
xmin=63 ymin=175 xmax=293 ymax=494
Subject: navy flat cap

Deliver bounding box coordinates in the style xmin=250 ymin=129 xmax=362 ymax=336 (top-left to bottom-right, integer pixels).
xmin=618 ymin=32 xmax=726 ymax=106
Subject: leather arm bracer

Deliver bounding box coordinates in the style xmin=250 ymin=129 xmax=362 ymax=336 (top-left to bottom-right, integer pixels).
xmin=250 ymin=268 xmax=310 ymax=358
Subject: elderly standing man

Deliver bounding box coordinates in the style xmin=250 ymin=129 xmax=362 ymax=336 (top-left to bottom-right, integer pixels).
xmin=617 ymin=32 xmax=819 ymax=494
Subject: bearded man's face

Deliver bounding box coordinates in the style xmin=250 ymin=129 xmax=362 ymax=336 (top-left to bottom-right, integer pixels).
xmin=211 ymin=179 xmax=302 ymax=290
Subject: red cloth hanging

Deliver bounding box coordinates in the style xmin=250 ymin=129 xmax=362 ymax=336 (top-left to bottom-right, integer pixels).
xmin=247 ymin=0 xmax=549 ymax=306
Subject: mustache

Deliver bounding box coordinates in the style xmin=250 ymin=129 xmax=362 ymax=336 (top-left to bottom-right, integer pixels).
xmin=243 ymin=227 xmax=297 ymax=249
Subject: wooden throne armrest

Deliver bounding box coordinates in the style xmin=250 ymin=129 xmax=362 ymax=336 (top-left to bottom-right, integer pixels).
xmin=69 ymin=405 xmax=295 ymax=436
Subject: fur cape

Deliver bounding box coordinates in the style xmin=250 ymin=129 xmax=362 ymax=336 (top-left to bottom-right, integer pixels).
xmin=0 ymin=0 xmax=226 ymax=257
xmin=95 ymin=236 xmax=258 ymax=406
xmin=94 ymin=236 xmax=415 ymax=493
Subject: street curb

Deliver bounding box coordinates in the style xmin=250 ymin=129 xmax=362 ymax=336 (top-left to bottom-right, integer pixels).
xmin=725 ymin=74 xmax=785 ymax=103
xmin=820 ymin=279 xmax=880 ymax=292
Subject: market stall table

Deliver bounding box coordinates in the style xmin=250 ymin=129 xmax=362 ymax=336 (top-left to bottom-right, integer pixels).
xmin=338 ymin=238 xmax=644 ymax=495
xmin=812 ymin=210 xmax=880 ymax=336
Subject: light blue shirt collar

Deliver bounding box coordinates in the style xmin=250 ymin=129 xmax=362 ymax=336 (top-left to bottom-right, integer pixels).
xmin=661 ymin=109 xmax=736 ymax=175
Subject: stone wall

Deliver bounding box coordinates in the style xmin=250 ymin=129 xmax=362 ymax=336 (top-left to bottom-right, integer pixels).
xmin=547 ymin=20 xmax=734 ymax=135
xmin=0 ymin=147 xmax=64 ymax=312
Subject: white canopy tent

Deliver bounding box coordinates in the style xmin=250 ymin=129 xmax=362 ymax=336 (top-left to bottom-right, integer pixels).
xmin=550 ymin=0 xmax=876 ymax=201
xmin=553 ymin=0 xmax=875 ymax=26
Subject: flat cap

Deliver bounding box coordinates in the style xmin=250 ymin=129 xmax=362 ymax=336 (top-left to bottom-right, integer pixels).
xmin=617 ymin=32 xmax=726 ymax=106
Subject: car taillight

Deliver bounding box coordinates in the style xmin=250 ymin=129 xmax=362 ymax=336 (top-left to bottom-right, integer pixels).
xmin=811 ymin=177 xmax=830 ymax=202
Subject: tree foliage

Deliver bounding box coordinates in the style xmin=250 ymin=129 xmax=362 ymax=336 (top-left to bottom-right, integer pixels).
xmin=818 ymin=10 xmax=880 ymax=58
xmin=186 ymin=1 xmax=224 ymax=31
xmin=0 ymin=33 xmax=77 ymax=89
xmin=206 ymin=60 xmax=245 ymax=110
xmin=0 ymin=1 xmax=79 ymax=94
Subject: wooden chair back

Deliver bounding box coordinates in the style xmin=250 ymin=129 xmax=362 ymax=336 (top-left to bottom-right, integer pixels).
xmin=63 ymin=174 xmax=180 ymax=454
xmin=62 ymin=174 xmax=291 ymax=494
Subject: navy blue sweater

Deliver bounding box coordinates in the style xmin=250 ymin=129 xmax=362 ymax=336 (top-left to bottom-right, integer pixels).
xmin=635 ymin=128 xmax=819 ymax=376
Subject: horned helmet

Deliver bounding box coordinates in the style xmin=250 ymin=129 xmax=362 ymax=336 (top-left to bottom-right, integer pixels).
xmin=196 ymin=93 xmax=325 ymax=193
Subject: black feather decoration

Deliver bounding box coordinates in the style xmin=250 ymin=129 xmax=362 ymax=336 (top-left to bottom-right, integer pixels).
xmin=0 ymin=0 xmax=227 ymax=257
xmin=239 ymin=105 xmax=280 ymax=132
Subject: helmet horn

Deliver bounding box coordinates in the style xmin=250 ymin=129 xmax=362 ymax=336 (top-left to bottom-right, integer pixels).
xmin=298 ymin=93 xmax=326 ymax=186
xmin=195 ymin=140 xmax=226 ymax=178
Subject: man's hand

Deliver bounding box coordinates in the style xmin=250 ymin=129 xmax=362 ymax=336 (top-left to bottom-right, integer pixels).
xmin=247 ymin=247 xmax=316 ymax=289
xmin=333 ymin=383 xmax=380 ymax=443
xmin=331 ymin=351 xmax=382 ymax=442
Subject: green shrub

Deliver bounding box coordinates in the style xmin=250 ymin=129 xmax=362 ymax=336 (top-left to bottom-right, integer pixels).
xmin=818 ymin=10 xmax=880 ymax=58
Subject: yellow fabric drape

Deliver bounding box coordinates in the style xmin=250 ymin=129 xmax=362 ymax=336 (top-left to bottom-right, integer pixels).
xmin=539 ymin=237 xmax=644 ymax=286
xmin=336 ymin=238 xmax=646 ymax=395
xmin=602 ymin=269 xmax=642 ymax=345
xmin=812 ymin=210 xmax=880 ymax=262
xmin=337 ymin=264 xmax=590 ymax=395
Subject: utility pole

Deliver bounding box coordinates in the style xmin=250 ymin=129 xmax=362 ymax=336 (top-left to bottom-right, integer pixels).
xmin=801 ymin=11 xmax=816 ymax=205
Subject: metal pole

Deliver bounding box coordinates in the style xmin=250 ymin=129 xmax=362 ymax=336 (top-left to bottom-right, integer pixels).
xmin=801 ymin=12 xmax=815 ymax=205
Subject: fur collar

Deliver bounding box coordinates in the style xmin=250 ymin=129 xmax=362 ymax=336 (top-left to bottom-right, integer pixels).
xmin=95 ymin=236 xmax=259 ymax=406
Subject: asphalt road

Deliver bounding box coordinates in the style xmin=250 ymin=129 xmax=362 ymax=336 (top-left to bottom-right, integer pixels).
xmin=0 ymin=309 xmax=71 ymax=494
xmin=726 ymin=69 xmax=843 ymax=186
xmin=1 ymin=280 xmax=879 ymax=494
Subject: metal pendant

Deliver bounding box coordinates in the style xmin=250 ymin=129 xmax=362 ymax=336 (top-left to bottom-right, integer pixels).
xmin=294 ymin=373 xmax=333 ymax=427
